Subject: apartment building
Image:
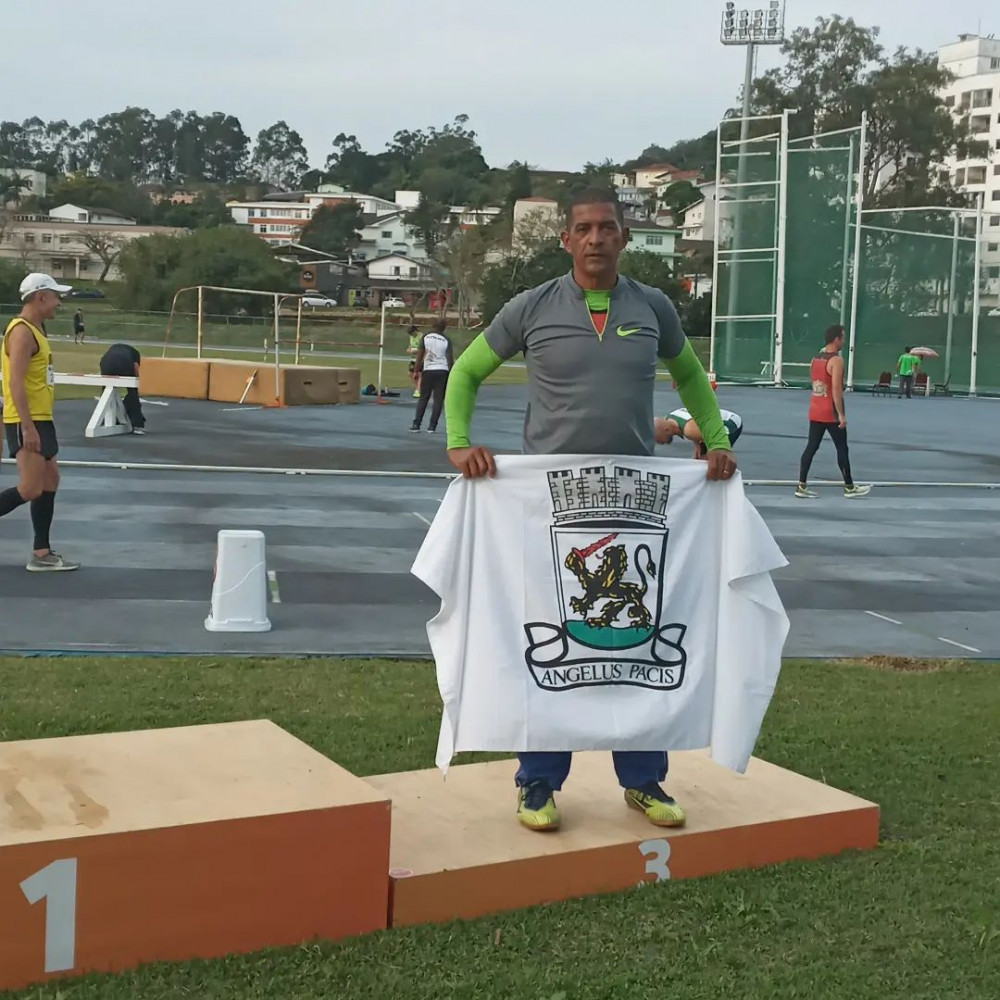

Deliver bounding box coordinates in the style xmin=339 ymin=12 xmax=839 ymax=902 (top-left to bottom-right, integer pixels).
xmin=0 ymin=218 xmax=185 ymax=282
xmin=679 ymin=181 xmax=718 ymax=243
xmin=354 ymin=211 xmax=427 ymax=262
xmin=623 ymin=217 xmax=680 ymax=261
xmin=939 ymin=33 xmax=1000 ymax=302
xmin=227 ymin=184 xmax=401 ymax=245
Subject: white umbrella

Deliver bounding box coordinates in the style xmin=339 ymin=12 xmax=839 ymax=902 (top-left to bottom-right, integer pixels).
xmin=910 ymin=347 xmax=939 ymax=359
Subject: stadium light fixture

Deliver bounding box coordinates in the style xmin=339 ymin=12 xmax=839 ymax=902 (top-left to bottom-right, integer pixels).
xmin=721 ymin=1 xmax=785 ymax=45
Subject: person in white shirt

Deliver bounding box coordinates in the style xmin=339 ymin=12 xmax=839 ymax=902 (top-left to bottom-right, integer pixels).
xmin=410 ymin=319 xmax=454 ymax=434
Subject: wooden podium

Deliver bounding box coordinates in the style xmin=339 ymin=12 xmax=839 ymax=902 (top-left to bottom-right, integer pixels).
xmin=368 ymin=751 xmax=880 ymax=927
xmin=0 ymin=721 xmax=390 ymax=991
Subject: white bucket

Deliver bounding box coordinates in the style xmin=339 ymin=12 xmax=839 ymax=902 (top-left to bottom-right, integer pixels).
xmin=205 ymin=530 xmax=272 ymax=633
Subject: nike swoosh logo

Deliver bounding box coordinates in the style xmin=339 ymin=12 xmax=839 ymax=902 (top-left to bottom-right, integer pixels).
xmin=617 ymin=326 xmax=641 ymax=337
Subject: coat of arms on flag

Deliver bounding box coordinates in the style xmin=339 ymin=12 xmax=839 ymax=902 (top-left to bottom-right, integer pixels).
xmin=523 ymin=464 xmax=688 ymax=692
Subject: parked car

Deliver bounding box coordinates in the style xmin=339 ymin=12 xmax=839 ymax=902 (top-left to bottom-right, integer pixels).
xmin=68 ymin=288 xmax=106 ymax=299
xmin=383 ymin=297 xmax=405 ymax=308
xmin=302 ymin=293 xmax=337 ymax=309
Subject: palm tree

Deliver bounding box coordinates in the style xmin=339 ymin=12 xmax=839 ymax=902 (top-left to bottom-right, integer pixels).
xmin=0 ymin=172 xmax=32 ymax=207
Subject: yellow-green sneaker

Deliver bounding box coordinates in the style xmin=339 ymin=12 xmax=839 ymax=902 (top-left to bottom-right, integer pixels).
xmin=516 ymin=780 xmax=561 ymax=831
xmin=624 ymin=783 xmax=686 ymax=827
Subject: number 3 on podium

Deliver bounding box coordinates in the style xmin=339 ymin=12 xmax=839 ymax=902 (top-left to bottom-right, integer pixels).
xmin=20 ymin=858 xmax=78 ymax=974
xmin=638 ymin=838 xmax=672 ymax=882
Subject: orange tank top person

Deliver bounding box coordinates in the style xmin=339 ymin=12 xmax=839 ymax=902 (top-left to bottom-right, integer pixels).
xmin=808 ymin=351 xmax=837 ymax=423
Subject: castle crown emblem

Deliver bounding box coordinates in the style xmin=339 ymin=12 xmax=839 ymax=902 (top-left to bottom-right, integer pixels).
xmin=547 ymin=466 xmax=670 ymax=528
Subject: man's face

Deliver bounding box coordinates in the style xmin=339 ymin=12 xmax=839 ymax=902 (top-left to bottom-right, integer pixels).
xmin=33 ymin=290 xmax=61 ymax=320
xmin=561 ymin=203 xmax=629 ymax=279
xmin=833 ymin=335 xmax=845 ymax=352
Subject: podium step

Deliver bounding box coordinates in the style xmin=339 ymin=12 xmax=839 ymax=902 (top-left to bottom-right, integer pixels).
xmin=0 ymin=720 xmax=391 ymax=991
xmin=369 ymin=751 xmax=879 ymax=927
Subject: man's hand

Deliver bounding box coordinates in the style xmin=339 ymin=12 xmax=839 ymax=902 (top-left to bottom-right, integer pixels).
xmin=838 ymin=415 xmax=847 ymax=429
xmin=21 ymin=423 xmax=41 ymax=454
xmin=448 ymin=445 xmax=497 ymax=479
xmin=705 ymin=448 xmax=737 ymax=482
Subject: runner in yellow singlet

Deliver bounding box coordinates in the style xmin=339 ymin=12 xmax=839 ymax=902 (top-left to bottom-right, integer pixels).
xmin=0 ymin=273 xmax=80 ymax=571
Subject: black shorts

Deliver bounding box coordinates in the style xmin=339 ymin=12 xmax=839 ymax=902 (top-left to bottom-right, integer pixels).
xmin=5 ymin=420 xmax=59 ymax=460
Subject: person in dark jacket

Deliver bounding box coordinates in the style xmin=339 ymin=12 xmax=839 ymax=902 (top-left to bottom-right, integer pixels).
xmin=99 ymin=343 xmax=145 ymax=434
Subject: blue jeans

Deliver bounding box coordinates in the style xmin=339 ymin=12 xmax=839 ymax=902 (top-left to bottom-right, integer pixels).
xmin=515 ymin=751 xmax=668 ymax=791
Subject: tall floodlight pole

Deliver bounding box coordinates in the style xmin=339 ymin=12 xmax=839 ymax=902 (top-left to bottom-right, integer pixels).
xmin=720 ymin=2 xmax=786 ymax=371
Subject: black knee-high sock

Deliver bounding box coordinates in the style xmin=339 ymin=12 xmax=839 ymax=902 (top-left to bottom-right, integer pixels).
xmin=30 ymin=491 xmax=56 ymax=552
xmin=0 ymin=486 xmax=28 ymax=517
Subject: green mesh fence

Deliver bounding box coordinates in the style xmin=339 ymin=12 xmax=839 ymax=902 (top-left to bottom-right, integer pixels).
xmin=712 ymin=116 xmax=781 ymax=381
xmin=782 ymin=129 xmax=860 ymax=382
xmin=712 ymin=118 xmax=1000 ymax=394
xmin=854 ymin=210 xmax=1000 ymax=395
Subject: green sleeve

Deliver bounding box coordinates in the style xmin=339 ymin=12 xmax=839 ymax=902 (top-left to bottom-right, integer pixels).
xmin=445 ymin=333 xmax=504 ymax=450
xmin=665 ymin=341 xmax=731 ymax=452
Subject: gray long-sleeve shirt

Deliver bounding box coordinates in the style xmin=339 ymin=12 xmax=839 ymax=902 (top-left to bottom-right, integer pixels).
xmin=484 ymin=272 xmax=687 ymax=457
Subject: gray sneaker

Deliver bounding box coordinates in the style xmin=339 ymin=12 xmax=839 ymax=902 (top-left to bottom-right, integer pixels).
xmin=844 ymin=485 xmax=872 ymax=499
xmin=133 ymin=428 xmax=146 ymax=436
xmin=26 ymin=552 xmax=81 ymax=572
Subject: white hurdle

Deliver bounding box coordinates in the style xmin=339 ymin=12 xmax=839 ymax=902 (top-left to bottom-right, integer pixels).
xmin=54 ymin=373 xmax=140 ymax=439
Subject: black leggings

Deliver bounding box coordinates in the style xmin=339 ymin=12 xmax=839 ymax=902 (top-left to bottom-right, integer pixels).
xmin=413 ymin=370 xmax=448 ymax=429
xmin=799 ymin=421 xmax=853 ymax=487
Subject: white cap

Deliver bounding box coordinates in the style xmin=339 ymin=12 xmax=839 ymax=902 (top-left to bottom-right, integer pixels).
xmin=19 ymin=273 xmax=72 ymax=301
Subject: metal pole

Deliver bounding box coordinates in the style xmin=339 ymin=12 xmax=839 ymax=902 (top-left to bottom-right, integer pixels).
xmin=273 ymin=293 xmax=280 ymax=401
xmin=970 ymin=193 xmax=984 ymax=397
xmin=724 ymin=41 xmax=756 ymax=370
xmin=839 ymin=136 xmax=856 ymax=327
xmin=773 ymin=110 xmax=790 ymax=387
xmin=846 ymin=111 xmax=868 ymax=391
xmin=945 ymin=212 xmax=960 ymax=383
xmin=294 ymin=297 xmax=303 ymax=366
xmin=196 ymin=286 xmax=203 ymax=359
xmin=377 ymin=301 xmax=386 ymax=400
xmin=709 ymin=128 xmax=724 ymax=378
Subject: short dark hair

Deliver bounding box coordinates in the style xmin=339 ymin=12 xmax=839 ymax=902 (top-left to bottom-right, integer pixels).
xmin=432 ymin=317 xmax=446 ymax=333
xmin=824 ymin=325 xmax=845 ymax=345
xmin=407 ymin=324 xmax=418 ymax=335
xmin=904 ymin=345 xmax=912 ymax=352
xmin=565 ymin=187 xmax=624 ymax=227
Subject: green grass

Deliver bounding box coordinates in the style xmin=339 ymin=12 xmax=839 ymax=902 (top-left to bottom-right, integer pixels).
xmin=1 ymin=656 xmax=998 ymax=999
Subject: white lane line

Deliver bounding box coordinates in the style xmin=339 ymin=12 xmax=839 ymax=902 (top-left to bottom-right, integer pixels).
xmin=937 ymin=637 xmax=981 ymax=653
xmin=864 ymin=611 xmax=903 ymax=625
xmin=222 ymin=406 xmax=264 ymax=412
xmin=412 ymin=512 xmax=432 ymax=526
xmin=267 ymin=570 xmax=281 ymax=604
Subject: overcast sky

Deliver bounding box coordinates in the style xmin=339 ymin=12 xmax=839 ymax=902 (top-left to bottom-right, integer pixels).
xmin=8 ymin=0 xmax=997 ymax=171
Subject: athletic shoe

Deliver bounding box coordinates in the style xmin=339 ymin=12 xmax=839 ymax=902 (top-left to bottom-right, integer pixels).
xmin=516 ymin=780 xmax=561 ymax=831
xmin=794 ymin=485 xmax=819 ymax=499
xmin=409 ymin=425 xmax=420 ymax=433
xmin=26 ymin=552 xmax=81 ymax=573
xmin=844 ymin=485 xmax=872 ymax=499
xmin=624 ymin=784 xmax=686 ymax=827
xmin=133 ymin=428 xmax=146 ymax=436
xmin=426 ymin=427 xmax=436 ymax=433
xmin=412 ymin=390 xmax=421 ymax=398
